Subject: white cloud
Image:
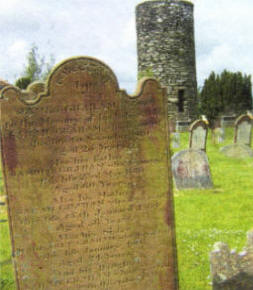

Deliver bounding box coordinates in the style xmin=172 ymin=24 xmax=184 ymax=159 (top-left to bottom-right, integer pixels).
xmin=0 ymin=0 xmax=252 ymax=93
xmin=195 ymin=0 xmax=253 ymax=85
xmin=8 ymin=40 xmax=28 ymax=58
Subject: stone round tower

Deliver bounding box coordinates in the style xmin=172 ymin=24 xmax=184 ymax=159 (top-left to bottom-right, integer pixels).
xmin=136 ymin=0 xmax=197 ymax=127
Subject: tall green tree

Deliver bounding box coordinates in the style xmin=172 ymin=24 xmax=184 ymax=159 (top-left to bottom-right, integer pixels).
xmin=15 ymin=44 xmax=55 ymax=89
xmin=199 ymin=70 xmax=252 ymax=126
xmin=200 ymin=72 xmax=222 ymax=127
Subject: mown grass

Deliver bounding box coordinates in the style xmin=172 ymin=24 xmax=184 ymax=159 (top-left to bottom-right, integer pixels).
xmin=0 ymin=128 xmax=253 ymax=289
xmin=174 ymin=128 xmax=253 ymax=289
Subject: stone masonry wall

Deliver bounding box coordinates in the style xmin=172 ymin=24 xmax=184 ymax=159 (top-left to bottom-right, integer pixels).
xmin=136 ymin=0 xmax=197 ymax=122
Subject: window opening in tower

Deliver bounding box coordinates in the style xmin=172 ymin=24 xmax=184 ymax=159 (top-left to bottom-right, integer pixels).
xmin=178 ymin=89 xmax=185 ymax=112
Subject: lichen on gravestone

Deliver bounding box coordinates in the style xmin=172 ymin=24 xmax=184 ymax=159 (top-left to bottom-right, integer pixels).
xmin=0 ymin=56 xmax=178 ymax=290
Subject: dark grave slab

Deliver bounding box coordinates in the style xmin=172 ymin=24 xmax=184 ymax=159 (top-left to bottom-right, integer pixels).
xmin=172 ymin=149 xmax=213 ymax=190
xmin=0 ymin=57 xmax=178 ymax=290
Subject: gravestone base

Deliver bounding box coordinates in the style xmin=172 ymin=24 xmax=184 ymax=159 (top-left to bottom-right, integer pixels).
xmin=172 ymin=149 xmax=213 ymax=190
xmin=220 ymin=144 xmax=253 ymax=159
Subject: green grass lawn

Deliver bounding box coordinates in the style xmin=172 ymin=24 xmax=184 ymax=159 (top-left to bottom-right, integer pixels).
xmin=0 ymin=128 xmax=253 ymax=289
xmin=174 ymin=128 xmax=253 ymax=289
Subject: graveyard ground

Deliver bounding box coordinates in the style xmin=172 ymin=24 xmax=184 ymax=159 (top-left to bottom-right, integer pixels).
xmin=0 ymin=128 xmax=253 ymax=290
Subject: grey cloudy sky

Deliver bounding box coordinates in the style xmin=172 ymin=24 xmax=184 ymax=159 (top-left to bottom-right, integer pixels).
xmin=0 ymin=0 xmax=253 ymax=93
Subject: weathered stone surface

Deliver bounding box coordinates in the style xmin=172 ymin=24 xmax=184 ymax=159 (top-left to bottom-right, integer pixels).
xmin=20 ymin=81 xmax=46 ymax=102
xmin=172 ymin=149 xmax=213 ymax=189
xmin=220 ymin=144 xmax=253 ymax=159
xmin=189 ymin=119 xmax=208 ymax=151
xmin=210 ymin=230 xmax=253 ymax=290
xmin=234 ymin=114 xmax=253 ymax=147
xmin=136 ymin=0 xmax=198 ymax=123
xmin=0 ymin=79 xmax=11 ymax=91
xmin=220 ymin=113 xmax=253 ymax=158
xmin=0 ymin=57 xmax=178 ymax=289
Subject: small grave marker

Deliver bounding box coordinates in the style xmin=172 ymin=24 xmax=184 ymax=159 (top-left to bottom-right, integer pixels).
xmin=189 ymin=117 xmax=209 ymax=151
xmin=0 ymin=57 xmax=178 ymax=290
xmin=234 ymin=113 xmax=253 ymax=146
xmin=221 ymin=113 xmax=253 ymax=158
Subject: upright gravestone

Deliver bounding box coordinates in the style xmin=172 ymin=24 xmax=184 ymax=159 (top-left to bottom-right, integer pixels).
xmin=221 ymin=113 xmax=253 ymax=158
xmin=234 ymin=114 xmax=253 ymax=147
xmin=172 ymin=118 xmax=212 ymax=189
xmin=189 ymin=119 xmax=208 ymax=152
xmin=0 ymin=57 xmax=178 ymax=289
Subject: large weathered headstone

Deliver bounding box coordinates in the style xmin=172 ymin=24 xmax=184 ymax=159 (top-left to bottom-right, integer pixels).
xmin=220 ymin=113 xmax=253 ymax=158
xmin=210 ymin=230 xmax=253 ymax=290
xmin=0 ymin=57 xmax=178 ymax=289
xmin=189 ymin=118 xmax=208 ymax=151
xmin=172 ymin=149 xmax=213 ymax=190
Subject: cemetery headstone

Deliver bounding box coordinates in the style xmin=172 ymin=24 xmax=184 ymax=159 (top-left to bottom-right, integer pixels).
xmin=0 ymin=79 xmax=10 ymax=91
xmin=189 ymin=118 xmax=208 ymax=151
xmin=234 ymin=114 xmax=253 ymax=147
xmin=220 ymin=113 xmax=253 ymax=158
xmin=172 ymin=149 xmax=213 ymax=190
xmin=0 ymin=57 xmax=178 ymax=289
xmin=210 ymin=230 xmax=253 ymax=290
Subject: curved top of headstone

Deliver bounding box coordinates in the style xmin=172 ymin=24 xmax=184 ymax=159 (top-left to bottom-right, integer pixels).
xmin=27 ymin=81 xmax=45 ymax=95
xmin=0 ymin=57 xmax=119 ymax=104
xmin=0 ymin=56 xmax=164 ymax=106
xmin=234 ymin=113 xmax=253 ymax=146
xmin=189 ymin=118 xmax=209 ymax=151
xmin=235 ymin=113 xmax=253 ymax=127
xmin=189 ymin=117 xmax=209 ymax=132
xmin=0 ymin=79 xmax=11 ymax=90
xmin=45 ymin=56 xmax=119 ymax=97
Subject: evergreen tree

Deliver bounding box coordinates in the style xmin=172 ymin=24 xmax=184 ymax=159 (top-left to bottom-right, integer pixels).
xmin=199 ymin=70 xmax=252 ymax=126
xmin=200 ymin=72 xmax=222 ymax=127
